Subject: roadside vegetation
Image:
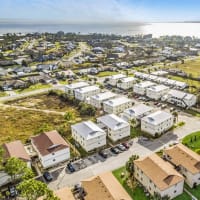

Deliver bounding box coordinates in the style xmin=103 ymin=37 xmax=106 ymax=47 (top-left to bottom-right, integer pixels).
xmin=97 ymin=71 xmax=119 ymax=77
xmin=182 ymin=131 xmax=200 ymax=154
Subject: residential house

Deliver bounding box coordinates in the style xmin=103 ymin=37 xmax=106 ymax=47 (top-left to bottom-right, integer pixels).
xmin=2 ymin=140 xmax=31 ymax=167
xmin=141 ymin=111 xmax=174 ymax=136
xmin=97 ymin=114 xmax=130 ymax=142
xmin=74 ymin=85 xmax=100 ymax=102
xmin=36 ymin=64 xmax=58 ymax=72
xmin=121 ymin=103 xmax=154 ymax=122
xmin=133 ymin=81 xmax=156 ymax=95
xmin=103 ymin=96 xmax=133 ymax=115
xmin=134 ymin=154 xmax=184 ymax=199
xmin=117 ymin=77 xmax=136 ymax=90
xmin=90 ymin=91 xmax=117 ymax=109
xmin=81 ymin=172 xmax=132 ymax=200
xmin=164 ymin=143 xmax=200 ymax=188
xmin=1 ymin=80 xmax=27 ymax=91
xmin=146 ymin=85 xmax=169 ymax=100
xmin=71 ymin=121 xmax=106 ymax=152
xmin=31 ymin=130 xmax=70 ymax=169
xmin=108 ymin=74 xmax=126 ymax=86
xmin=65 ymin=81 xmax=89 ymax=96
xmin=162 ymin=89 xmax=197 ymax=108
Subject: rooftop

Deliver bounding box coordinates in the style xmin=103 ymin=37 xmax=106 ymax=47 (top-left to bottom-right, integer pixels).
xmin=110 ymin=74 xmax=126 ymax=80
xmin=103 ymin=96 xmax=132 ymax=107
xmin=2 ymin=140 xmax=31 ymax=162
xmin=164 ymin=143 xmax=200 ymax=174
xmin=97 ymin=114 xmax=129 ymax=130
xmin=71 ymin=121 xmax=106 ymax=140
xmin=134 ymin=154 xmax=184 ymax=191
xmin=31 ymin=130 xmax=69 ymax=156
xmin=135 ymin=81 xmax=155 ymax=88
xmin=82 ymin=172 xmax=132 ymax=200
xmin=148 ymin=84 xmax=169 ymax=92
xmin=120 ymin=77 xmax=135 ymax=83
xmin=65 ymin=81 xmax=89 ymax=89
xmin=75 ymin=85 xmax=99 ymax=93
xmin=142 ymin=111 xmax=172 ymax=125
xmin=91 ymin=92 xmax=117 ymax=101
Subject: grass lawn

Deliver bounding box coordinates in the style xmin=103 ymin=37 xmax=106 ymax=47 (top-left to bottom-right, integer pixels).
xmin=0 ymin=107 xmax=66 ymax=144
xmin=0 ymin=91 xmax=7 ymax=97
xmin=97 ymin=71 xmax=119 ymax=77
xmin=15 ymin=83 xmax=52 ymax=93
xmin=131 ymin=127 xmax=153 ymax=139
xmin=173 ymin=192 xmax=191 ymax=200
xmin=185 ymin=184 xmax=200 ymax=199
xmin=171 ymin=57 xmax=200 ymax=78
xmin=182 ymin=131 xmax=200 ymax=154
xmin=113 ymin=167 xmax=148 ymax=200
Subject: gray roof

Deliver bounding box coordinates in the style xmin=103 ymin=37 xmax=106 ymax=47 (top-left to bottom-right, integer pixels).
xmin=75 ymin=85 xmax=99 ymax=93
xmin=71 ymin=121 xmax=106 ymax=140
xmin=124 ymin=104 xmax=153 ymax=117
xmin=97 ymin=114 xmax=129 ymax=130
xmin=148 ymin=85 xmax=169 ymax=92
xmin=65 ymin=81 xmax=89 ymax=89
xmin=103 ymin=96 xmax=132 ymax=107
xmin=91 ymin=92 xmax=117 ymax=101
xmin=142 ymin=111 xmax=172 ymax=125
xmin=168 ymin=90 xmax=187 ymax=99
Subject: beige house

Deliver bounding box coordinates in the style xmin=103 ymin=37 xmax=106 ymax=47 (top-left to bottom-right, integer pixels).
xmin=164 ymin=143 xmax=200 ymax=188
xmin=117 ymin=77 xmax=136 ymax=90
xmin=134 ymin=154 xmax=184 ymax=199
xmin=2 ymin=140 xmax=31 ymax=167
xmin=82 ymin=172 xmax=132 ymax=200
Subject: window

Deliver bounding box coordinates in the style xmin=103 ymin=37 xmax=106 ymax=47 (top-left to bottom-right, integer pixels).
xmin=53 ymin=159 xmax=56 ymax=162
xmin=174 ymin=190 xmax=177 ymax=193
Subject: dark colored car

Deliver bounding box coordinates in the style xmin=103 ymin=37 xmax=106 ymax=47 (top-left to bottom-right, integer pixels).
xmin=98 ymin=150 xmax=108 ymax=159
xmin=110 ymin=147 xmax=120 ymax=154
xmin=67 ymin=163 xmax=75 ymax=173
xmin=116 ymin=144 xmax=126 ymax=151
xmin=8 ymin=185 xmax=18 ymax=197
xmin=43 ymin=171 xmax=53 ymax=182
xmin=122 ymin=142 xmax=130 ymax=149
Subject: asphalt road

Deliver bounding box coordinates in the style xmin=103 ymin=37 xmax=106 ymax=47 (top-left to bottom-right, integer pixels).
xmin=48 ymin=112 xmax=200 ymax=190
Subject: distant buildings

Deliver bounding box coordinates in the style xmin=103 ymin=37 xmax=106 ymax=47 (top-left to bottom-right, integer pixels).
xmin=108 ymin=74 xmax=126 ymax=86
xmin=74 ymin=85 xmax=100 ymax=101
xmin=134 ymin=154 xmax=184 ymax=199
xmin=65 ymin=81 xmax=89 ymax=96
xmin=103 ymin=97 xmax=133 ymax=114
xmin=71 ymin=121 xmax=106 ymax=152
xmin=117 ymin=77 xmax=136 ymax=90
xmin=164 ymin=143 xmax=200 ymax=188
xmin=141 ymin=111 xmax=174 ymax=136
xmin=31 ymin=130 xmax=70 ymax=168
xmin=97 ymin=114 xmax=130 ymax=142
xmin=146 ymin=85 xmax=169 ymax=100
xmin=133 ymin=81 xmax=155 ymax=95
xmin=90 ymin=92 xmax=117 ymax=109
xmin=162 ymin=89 xmax=197 ymax=108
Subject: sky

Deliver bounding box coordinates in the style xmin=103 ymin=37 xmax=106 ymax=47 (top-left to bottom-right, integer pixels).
xmin=0 ymin=0 xmax=200 ymax=23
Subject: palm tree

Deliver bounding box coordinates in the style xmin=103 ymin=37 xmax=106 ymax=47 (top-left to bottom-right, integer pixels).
xmin=172 ymin=111 xmax=178 ymax=123
xmin=64 ymin=111 xmax=75 ymax=122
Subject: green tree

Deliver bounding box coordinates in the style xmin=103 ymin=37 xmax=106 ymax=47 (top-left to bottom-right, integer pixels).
xmin=0 ymin=147 xmax=4 ymax=169
xmin=5 ymin=157 xmax=34 ymax=183
xmin=17 ymin=179 xmax=60 ymax=200
xmin=64 ymin=111 xmax=75 ymax=122
xmin=172 ymin=111 xmax=178 ymax=123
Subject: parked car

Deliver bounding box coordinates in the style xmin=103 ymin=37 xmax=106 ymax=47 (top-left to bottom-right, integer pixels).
xmin=122 ymin=142 xmax=130 ymax=149
xmin=8 ymin=185 xmax=18 ymax=197
xmin=98 ymin=150 xmax=108 ymax=159
xmin=67 ymin=163 xmax=75 ymax=173
xmin=116 ymin=144 xmax=126 ymax=151
xmin=43 ymin=171 xmax=53 ymax=182
xmin=110 ymin=147 xmax=120 ymax=154
xmin=161 ymin=104 xmax=167 ymax=109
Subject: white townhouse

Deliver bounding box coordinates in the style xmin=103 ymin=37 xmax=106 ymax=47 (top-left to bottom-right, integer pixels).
xmin=146 ymin=85 xmax=169 ymax=100
xmin=134 ymin=154 xmax=184 ymax=199
xmin=164 ymin=143 xmax=200 ymax=188
xmin=74 ymin=85 xmax=100 ymax=101
xmin=141 ymin=111 xmax=174 ymax=136
xmin=117 ymin=77 xmax=136 ymax=90
xmin=108 ymin=74 xmax=126 ymax=86
xmin=97 ymin=114 xmax=130 ymax=142
xmin=90 ymin=91 xmax=117 ymax=109
xmin=133 ymin=81 xmax=156 ymax=96
xmin=121 ymin=103 xmax=154 ymax=122
xmin=31 ymin=130 xmax=70 ymax=169
xmin=65 ymin=81 xmax=89 ymax=96
xmin=2 ymin=140 xmax=31 ymax=167
xmin=71 ymin=121 xmax=106 ymax=152
xmin=162 ymin=89 xmax=197 ymax=108
xmin=103 ymin=96 xmax=133 ymax=115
